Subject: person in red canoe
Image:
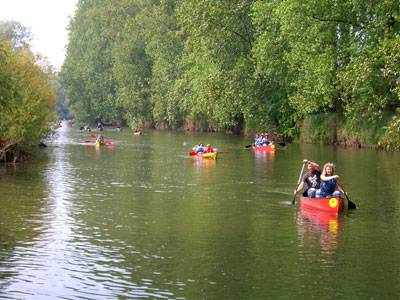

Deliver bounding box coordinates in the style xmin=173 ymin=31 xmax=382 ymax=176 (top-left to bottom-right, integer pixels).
xmin=316 ymin=162 xmax=347 ymax=198
xmin=256 ymin=134 xmax=264 ymax=147
xmin=294 ymin=159 xmax=321 ymax=198
xmin=263 ymin=133 xmax=274 ymax=146
xmin=203 ymin=144 xmax=214 ymax=153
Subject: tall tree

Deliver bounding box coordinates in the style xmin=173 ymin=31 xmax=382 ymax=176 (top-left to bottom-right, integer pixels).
xmin=111 ymin=0 xmax=154 ymax=126
xmin=62 ymin=0 xmax=121 ymax=123
xmin=177 ymin=0 xmax=264 ymax=131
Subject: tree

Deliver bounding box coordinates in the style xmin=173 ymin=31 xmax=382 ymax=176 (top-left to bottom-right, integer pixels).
xmin=0 ymin=42 xmax=57 ymax=162
xmin=176 ymin=0 xmax=264 ymax=131
xmin=61 ymin=0 xmax=121 ymax=124
xmin=0 ymin=20 xmax=33 ymax=50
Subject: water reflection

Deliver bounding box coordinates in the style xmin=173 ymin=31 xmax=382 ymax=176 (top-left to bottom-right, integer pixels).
xmin=1 ymin=124 xmax=400 ymax=299
xmin=297 ymin=208 xmax=341 ymax=268
xmin=189 ymin=157 xmax=218 ymax=167
xmin=254 ymin=149 xmax=275 ymax=161
xmin=84 ymin=144 xmax=114 ymax=155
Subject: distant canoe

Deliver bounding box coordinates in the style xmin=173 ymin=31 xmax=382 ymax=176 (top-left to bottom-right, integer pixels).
xmin=116 ymin=127 xmax=122 ymax=131
xmin=134 ymin=131 xmax=142 ymax=135
xmin=95 ymin=141 xmax=105 ymax=146
xmin=300 ymin=195 xmax=345 ymax=214
xmin=252 ymin=144 xmax=275 ymax=151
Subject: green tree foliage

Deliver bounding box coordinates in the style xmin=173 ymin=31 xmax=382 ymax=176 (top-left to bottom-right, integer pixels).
xmin=111 ymin=0 xmax=154 ymax=127
xmin=177 ymin=0 xmax=265 ymax=131
xmin=145 ymin=0 xmax=185 ymax=129
xmin=251 ymin=0 xmax=400 ymax=143
xmin=61 ymin=0 xmax=122 ymax=124
xmin=339 ymin=1 xmax=400 ymax=128
xmin=0 ymin=42 xmax=58 ymax=162
xmin=61 ymin=0 xmax=400 ymax=148
xmin=251 ymin=0 xmax=297 ymax=136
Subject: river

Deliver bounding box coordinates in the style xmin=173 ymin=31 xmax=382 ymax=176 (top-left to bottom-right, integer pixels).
xmin=0 ymin=122 xmax=399 ymax=299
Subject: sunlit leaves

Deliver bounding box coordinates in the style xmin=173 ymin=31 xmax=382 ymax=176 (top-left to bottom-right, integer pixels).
xmin=0 ymin=42 xmax=57 ymax=161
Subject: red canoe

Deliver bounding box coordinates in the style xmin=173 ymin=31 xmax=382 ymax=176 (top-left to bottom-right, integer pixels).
xmin=300 ymin=196 xmax=345 ymax=214
xmin=252 ymin=144 xmax=276 ymax=151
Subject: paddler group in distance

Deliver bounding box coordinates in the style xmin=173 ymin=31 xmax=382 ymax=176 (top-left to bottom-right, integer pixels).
xmin=254 ymin=133 xmax=274 ymax=147
xmin=80 ymin=121 xmax=103 ymax=132
xmin=244 ymin=132 xmax=288 ymax=150
xmin=292 ymin=159 xmax=356 ymax=213
xmin=190 ymin=142 xmax=218 ymax=159
xmin=246 ymin=132 xmax=280 ymax=151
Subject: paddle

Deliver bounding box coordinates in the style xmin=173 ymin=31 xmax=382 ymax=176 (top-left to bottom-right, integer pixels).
xmin=341 ymin=187 xmax=356 ymax=210
xmin=189 ymin=152 xmax=197 ymax=156
xmin=213 ymin=148 xmax=231 ymax=154
xmin=85 ymin=140 xmax=91 ymax=143
xmin=90 ymin=134 xmax=96 ymax=138
xmin=292 ymin=162 xmax=306 ymax=205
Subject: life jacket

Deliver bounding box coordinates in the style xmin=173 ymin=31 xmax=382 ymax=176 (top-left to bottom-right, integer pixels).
xmin=197 ymin=147 xmax=204 ymax=153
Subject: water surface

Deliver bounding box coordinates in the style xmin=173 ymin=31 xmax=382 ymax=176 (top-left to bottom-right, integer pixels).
xmin=0 ymin=123 xmax=399 ymax=299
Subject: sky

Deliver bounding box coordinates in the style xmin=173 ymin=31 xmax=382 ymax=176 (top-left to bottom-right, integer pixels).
xmin=0 ymin=0 xmax=78 ymax=70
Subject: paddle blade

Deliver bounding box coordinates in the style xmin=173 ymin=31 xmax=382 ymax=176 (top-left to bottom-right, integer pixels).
xmin=345 ymin=194 xmax=356 ymax=210
xmin=184 ymin=142 xmax=192 ymax=146
xmin=85 ymin=140 xmax=91 ymax=143
xmin=189 ymin=152 xmax=197 ymax=156
xmin=90 ymin=134 xmax=96 ymax=138
xmin=107 ymin=141 xmax=114 ymax=145
xmin=279 ymin=143 xmax=286 ymax=147
xmin=244 ymin=145 xmax=252 ymax=149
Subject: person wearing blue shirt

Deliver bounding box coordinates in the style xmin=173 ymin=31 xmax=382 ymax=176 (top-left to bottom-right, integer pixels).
xmin=316 ymin=162 xmax=347 ymax=198
xmin=195 ymin=143 xmax=205 ymax=153
xmin=96 ymin=134 xmax=104 ymax=143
